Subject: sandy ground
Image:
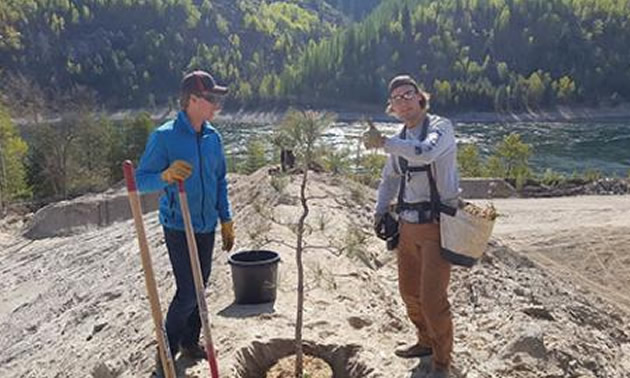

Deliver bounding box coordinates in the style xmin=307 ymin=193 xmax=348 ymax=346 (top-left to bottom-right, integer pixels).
xmin=0 ymin=173 xmax=629 ymax=378
xmin=490 ymin=195 xmax=630 ymax=311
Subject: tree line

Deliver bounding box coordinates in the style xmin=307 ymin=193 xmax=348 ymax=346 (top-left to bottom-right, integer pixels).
xmin=271 ymin=0 xmax=630 ymax=111
xmin=2 ymin=0 xmax=629 ymax=113
xmin=0 ymin=0 xmax=363 ymax=112
xmin=1 ymin=102 xmax=624 ymax=210
xmin=2 ymin=0 xmax=629 ymax=207
xmin=0 ymin=103 xmax=153 ymax=209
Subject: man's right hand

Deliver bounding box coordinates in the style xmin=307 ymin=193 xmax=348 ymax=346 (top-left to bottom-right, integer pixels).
xmin=161 ymin=160 xmax=192 ymax=184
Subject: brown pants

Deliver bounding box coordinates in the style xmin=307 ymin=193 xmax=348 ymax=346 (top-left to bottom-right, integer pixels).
xmin=397 ymin=221 xmax=453 ymax=369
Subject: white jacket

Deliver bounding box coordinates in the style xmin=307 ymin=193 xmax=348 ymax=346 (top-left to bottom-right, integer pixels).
xmin=375 ymin=114 xmax=461 ymax=223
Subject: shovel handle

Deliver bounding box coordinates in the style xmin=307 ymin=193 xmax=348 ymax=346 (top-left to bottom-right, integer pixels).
xmin=177 ymin=180 xmax=220 ymax=378
xmin=123 ymin=160 xmax=176 ymax=378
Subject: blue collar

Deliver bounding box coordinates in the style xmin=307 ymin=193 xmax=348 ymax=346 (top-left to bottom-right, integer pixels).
xmin=176 ymin=111 xmax=213 ymax=135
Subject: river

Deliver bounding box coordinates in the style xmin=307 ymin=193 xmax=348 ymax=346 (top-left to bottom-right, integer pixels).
xmin=213 ymin=118 xmax=630 ymax=176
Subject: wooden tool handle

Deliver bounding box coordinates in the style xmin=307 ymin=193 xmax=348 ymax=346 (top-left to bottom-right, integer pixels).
xmin=177 ymin=180 xmax=220 ymax=378
xmin=123 ymin=161 xmax=176 ymax=378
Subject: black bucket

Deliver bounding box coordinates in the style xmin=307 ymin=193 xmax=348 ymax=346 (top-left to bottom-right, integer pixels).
xmin=228 ymin=250 xmax=280 ymax=304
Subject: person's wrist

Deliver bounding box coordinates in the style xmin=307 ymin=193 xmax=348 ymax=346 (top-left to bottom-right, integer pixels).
xmin=160 ymin=170 xmax=172 ymax=183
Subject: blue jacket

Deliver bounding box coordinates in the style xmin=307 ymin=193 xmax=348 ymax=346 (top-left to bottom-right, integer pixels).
xmin=136 ymin=111 xmax=232 ymax=233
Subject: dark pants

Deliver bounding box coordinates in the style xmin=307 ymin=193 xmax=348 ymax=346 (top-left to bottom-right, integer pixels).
xmin=163 ymin=227 xmax=215 ymax=355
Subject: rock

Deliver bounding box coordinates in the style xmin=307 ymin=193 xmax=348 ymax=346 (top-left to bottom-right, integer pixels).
xmin=91 ymin=361 xmax=119 ymax=378
xmin=522 ymin=306 xmax=555 ymax=321
xmin=93 ymin=322 xmax=108 ymax=334
xmin=502 ymin=324 xmax=547 ymax=360
xmin=518 ymin=177 xmax=630 ymax=197
xmin=347 ymin=316 xmax=372 ymax=329
xmin=513 ymin=287 xmax=527 ymax=296
xmin=460 ymin=178 xmax=516 ymax=199
xmin=24 ymin=189 xmax=160 ymax=239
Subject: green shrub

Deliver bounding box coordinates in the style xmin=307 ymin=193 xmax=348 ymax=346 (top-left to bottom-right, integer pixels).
xmin=270 ymin=173 xmax=288 ymax=193
xmin=0 ymin=105 xmax=31 ymax=202
xmin=241 ymin=138 xmax=268 ymax=174
xmin=583 ymin=168 xmax=602 ymax=182
xmin=458 ymin=144 xmax=484 ymax=177
xmin=485 ymin=132 xmax=532 ymax=189
xmin=321 ymin=146 xmax=351 ymax=175
xmin=352 ymin=153 xmax=386 ymax=188
xmin=541 ymin=168 xmax=566 ymax=187
xmin=492 ymin=133 xmax=532 ymax=179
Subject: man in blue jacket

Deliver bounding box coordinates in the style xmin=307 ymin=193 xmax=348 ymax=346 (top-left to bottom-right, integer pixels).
xmin=136 ymin=70 xmax=235 ymax=373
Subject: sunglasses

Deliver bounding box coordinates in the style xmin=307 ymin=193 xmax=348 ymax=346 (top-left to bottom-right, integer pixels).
xmin=196 ymin=92 xmax=224 ymax=104
xmin=390 ymin=89 xmax=417 ymax=103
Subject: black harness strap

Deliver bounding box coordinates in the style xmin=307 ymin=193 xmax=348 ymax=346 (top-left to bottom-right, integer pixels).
xmin=395 ymin=117 xmax=455 ymax=222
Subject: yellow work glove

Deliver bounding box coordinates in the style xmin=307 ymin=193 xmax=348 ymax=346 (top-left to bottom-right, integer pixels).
xmin=221 ymin=221 xmax=235 ymax=252
xmin=161 ymin=160 xmax=192 ymax=184
xmin=363 ymin=120 xmax=385 ymax=149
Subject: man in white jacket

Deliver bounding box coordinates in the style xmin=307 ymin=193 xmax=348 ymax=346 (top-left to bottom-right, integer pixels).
xmin=364 ymin=75 xmax=460 ymax=377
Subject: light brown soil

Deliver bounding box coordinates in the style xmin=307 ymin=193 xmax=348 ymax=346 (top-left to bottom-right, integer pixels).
xmin=490 ymin=195 xmax=630 ymax=311
xmin=266 ymin=355 xmax=333 ymax=378
xmin=1 ymin=171 xmax=629 ymax=377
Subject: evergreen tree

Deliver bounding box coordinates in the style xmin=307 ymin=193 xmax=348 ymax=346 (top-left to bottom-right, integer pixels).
xmin=0 ymin=105 xmax=31 ymax=206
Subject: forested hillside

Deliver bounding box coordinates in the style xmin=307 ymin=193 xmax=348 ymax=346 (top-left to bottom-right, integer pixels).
xmin=1 ymin=0 xmax=629 ymax=112
xmin=277 ymin=0 xmax=630 ymax=111
xmin=0 ymin=0 xmax=376 ymax=111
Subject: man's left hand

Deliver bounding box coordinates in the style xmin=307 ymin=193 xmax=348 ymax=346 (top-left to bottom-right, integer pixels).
xmin=221 ymin=221 xmax=235 ymax=251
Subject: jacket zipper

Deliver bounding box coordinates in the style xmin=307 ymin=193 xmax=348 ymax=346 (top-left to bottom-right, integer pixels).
xmin=197 ymin=132 xmax=206 ymax=230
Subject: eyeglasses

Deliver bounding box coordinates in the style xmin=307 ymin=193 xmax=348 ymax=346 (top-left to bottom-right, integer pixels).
xmin=390 ymin=89 xmax=417 ymax=103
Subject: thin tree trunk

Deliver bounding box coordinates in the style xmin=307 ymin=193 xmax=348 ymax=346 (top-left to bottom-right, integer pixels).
xmin=355 ymin=136 xmax=361 ymax=171
xmin=0 ymin=143 xmax=5 ymax=214
xmin=294 ymin=166 xmax=309 ymax=377
xmin=61 ymin=145 xmax=69 ymax=199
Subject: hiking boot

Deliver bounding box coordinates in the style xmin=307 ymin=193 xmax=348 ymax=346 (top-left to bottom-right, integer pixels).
xmin=394 ymin=343 xmax=433 ymax=359
xmin=180 ymin=343 xmax=208 ymax=360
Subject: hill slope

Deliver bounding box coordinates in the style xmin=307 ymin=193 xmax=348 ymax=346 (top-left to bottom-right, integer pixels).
xmin=0 ymin=170 xmax=629 ymax=377
xmin=4 ymin=0 xmax=630 ymax=112
xmin=278 ymin=0 xmax=630 ymax=111
xmin=0 ymin=0 xmax=351 ymax=109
